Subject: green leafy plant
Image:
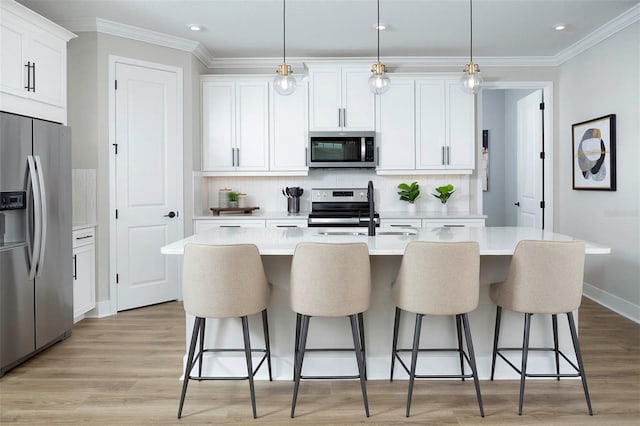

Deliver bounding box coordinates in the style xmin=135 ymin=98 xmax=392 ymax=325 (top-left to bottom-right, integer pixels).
xmin=227 ymin=191 xmax=239 ymax=202
xmin=432 ymin=184 xmax=455 ymax=204
xmin=397 ymin=182 xmax=420 ymax=204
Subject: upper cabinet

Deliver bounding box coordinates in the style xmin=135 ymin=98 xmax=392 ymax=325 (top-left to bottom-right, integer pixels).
xmin=416 ymin=78 xmax=475 ymax=171
xmin=201 ymin=77 xmax=270 ymax=172
xmin=270 ymin=79 xmax=309 ymax=172
xmin=308 ymin=65 xmax=375 ymax=131
xmin=0 ymin=0 xmax=75 ymax=124
xmin=376 ymin=77 xmax=415 ymax=171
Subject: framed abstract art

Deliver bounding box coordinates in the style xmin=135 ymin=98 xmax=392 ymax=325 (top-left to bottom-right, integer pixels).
xmin=572 ymin=114 xmax=616 ymax=191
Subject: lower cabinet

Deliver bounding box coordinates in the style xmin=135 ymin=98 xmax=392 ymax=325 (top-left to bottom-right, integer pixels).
xmin=72 ymin=227 xmax=95 ymax=322
xmin=194 ymin=219 xmax=266 ymax=234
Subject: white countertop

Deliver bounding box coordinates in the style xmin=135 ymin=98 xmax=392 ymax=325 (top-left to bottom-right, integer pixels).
xmin=192 ymin=211 xmax=486 ymax=220
xmin=161 ymin=226 xmax=610 ymax=256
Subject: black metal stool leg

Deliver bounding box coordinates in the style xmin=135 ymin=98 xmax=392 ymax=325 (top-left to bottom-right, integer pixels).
xmin=567 ymin=312 xmax=593 ymax=415
xmin=291 ymin=314 xmax=310 ymax=418
xmin=350 ymin=314 xmax=370 ymax=417
xmin=198 ymin=318 xmax=206 ymax=379
xmin=390 ymin=307 xmax=401 ymax=381
xmin=552 ymin=314 xmax=560 ymax=381
xmin=456 ymin=314 xmax=465 ymax=381
xmin=241 ymin=316 xmax=257 ymax=419
xmin=462 ymin=313 xmax=484 ymax=417
xmin=491 ymin=306 xmax=502 ymax=380
xmin=518 ymin=313 xmax=533 ymax=415
xmin=358 ymin=312 xmax=367 ymax=380
xmin=293 ymin=313 xmax=301 ymax=382
xmin=178 ymin=317 xmax=202 ymax=419
xmin=261 ymin=309 xmax=273 ymax=381
xmin=406 ymin=313 xmax=423 ymax=417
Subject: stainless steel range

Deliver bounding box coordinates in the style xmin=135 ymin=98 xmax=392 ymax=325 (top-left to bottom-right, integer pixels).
xmin=307 ymin=186 xmax=380 ymax=228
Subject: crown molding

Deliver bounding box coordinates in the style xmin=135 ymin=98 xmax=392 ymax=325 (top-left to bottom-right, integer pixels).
xmin=56 ymin=3 xmax=639 ymax=70
xmin=553 ymin=3 xmax=640 ymax=66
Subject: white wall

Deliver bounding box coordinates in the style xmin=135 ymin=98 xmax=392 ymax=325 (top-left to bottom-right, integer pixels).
xmin=557 ymin=22 xmax=640 ymax=318
xmin=481 ymin=90 xmax=506 ymax=226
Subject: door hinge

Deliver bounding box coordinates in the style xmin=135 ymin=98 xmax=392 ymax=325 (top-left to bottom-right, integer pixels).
xmin=115 ymin=80 xmax=118 ymax=90
xmin=539 ymin=102 xmax=545 ymax=110
xmin=540 ymin=151 xmax=545 ymax=159
xmin=115 ymin=209 xmax=118 ymax=219
xmin=540 ymin=201 xmax=546 ymax=209
xmin=113 ymin=143 xmax=118 ymax=155
xmin=116 ymin=273 xmax=119 ymax=284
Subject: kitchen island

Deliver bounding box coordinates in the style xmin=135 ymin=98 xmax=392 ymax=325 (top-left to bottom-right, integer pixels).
xmin=161 ymin=226 xmax=610 ymax=380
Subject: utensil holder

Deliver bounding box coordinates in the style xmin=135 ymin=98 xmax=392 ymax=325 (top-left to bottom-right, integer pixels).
xmin=287 ymin=197 xmax=300 ymax=214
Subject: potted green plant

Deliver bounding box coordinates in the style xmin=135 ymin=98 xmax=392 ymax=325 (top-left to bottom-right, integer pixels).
xmin=228 ymin=191 xmax=239 ymax=208
xmin=397 ymin=182 xmax=420 ymax=212
xmin=432 ymin=184 xmax=455 ymax=213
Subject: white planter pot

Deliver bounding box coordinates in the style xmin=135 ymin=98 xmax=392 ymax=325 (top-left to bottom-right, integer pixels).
xmin=407 ymin=203 xmax=417 ymax=213
xmin=440 ymin=203 xmax=448 ymax=214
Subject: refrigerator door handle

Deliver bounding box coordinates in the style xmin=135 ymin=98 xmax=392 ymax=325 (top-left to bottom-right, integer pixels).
xmin=27 ymin=156 xmax=42 ymax=280
xmin=34 ymin=155 xmax=47 ymax=277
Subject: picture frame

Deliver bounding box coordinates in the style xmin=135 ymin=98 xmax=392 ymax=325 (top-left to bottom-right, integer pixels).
xmin=572 ymin=114 xmax=616 ymax=191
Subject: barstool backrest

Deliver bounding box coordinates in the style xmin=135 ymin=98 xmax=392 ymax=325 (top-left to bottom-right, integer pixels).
xmin=182 ymin=243 xmax=271 ymax=318
xmin=492 ymin=240 xmax=586 ymax=314
xmin=290 ymin=242 xmax=371 ymax=317
xmin=393 ymin=241 xmax=480 ymax=315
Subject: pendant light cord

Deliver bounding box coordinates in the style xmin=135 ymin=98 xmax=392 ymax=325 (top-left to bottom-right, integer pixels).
xmin=282 ymin=0 xmax=286 ymax=63
xmin=469 ymin=0 xmax=473 ymax=62
xmin=376 ymin=0 xmax=380 ymax=63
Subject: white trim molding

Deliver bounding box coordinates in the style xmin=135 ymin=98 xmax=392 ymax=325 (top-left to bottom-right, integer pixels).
xmin=584 ymin=283 xmax=640 ymax=324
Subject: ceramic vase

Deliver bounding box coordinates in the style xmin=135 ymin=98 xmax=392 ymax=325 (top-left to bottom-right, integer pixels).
xmin=407 ymin=203 xmax=417 ymax=213
xmin=440 ymin=203 xmax=448 ymax=214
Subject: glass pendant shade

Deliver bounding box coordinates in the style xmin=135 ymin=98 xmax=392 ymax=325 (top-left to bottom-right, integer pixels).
xmin=369 ymin=63 xmax=391 ymax=95
xmin=274 ymin=64 xmax=296 ymax=95
xmin=460 ymin=62 xmax=483 ymax=94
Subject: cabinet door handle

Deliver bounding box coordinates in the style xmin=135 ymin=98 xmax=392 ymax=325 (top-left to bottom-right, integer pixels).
xmin=73 ymin=254 xmax=77 ymax=280
xmin=75 ymin=235 xmax=92 ymax=240
xmin=231 ymin=148 xmax=235 ymax=166
xmin=444 ymin=224 xmax=465 ymax=227
xmin=305 ymin=147 xmax=308 ymax=166
xmin=236 ymin=148 xmax=239 ymax=166
xmin=376 ymin=147 xmax=380 ymax=166
xmin=24 ymin=62 xmax=30 ymax=90
xmin=220 ymin=225 xmax=240 ymax=228
xmin=337 ymin=108 xmax=341 ymax=127
xmin=276 ymin=225 xmax=298 ymax=228
xmin=447 ymin=146 xmax=450 ymax=165
xmin=441 ymin=146 xmax=445 ymax=165
xmin=31 ymin=62 xmax=35 ymax=92
xmin=390 ymin=224 xmax=412 ymax=228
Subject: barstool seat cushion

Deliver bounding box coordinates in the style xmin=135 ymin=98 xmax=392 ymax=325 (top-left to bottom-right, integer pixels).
xmin=393 ymin=241 xmax=480 ymax=316
xmin=290 ymin=242 xmax=371 ymax=317
xmin=182 ymin=243 xmax=271 ymax=319
xmin=490 ymin=240 xmax=586 ymax=314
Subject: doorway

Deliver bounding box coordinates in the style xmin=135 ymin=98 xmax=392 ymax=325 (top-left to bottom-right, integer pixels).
xmin=108 ymin=56 xmax=183 ymax=312
xmin=479 ymin=83 xmax=554 ymax=229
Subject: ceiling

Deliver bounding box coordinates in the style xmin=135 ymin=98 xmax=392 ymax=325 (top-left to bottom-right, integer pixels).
xmin=16 ymin=0 xmax=640 ymax=61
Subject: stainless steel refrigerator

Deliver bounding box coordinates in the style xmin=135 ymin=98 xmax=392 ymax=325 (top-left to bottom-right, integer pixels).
xmin=0 ymin=111 xmax=72 ymax=376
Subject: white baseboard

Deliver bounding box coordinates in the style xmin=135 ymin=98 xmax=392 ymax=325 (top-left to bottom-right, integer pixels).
xmin=583 ymin=282 xmax=640 ymax=324
xmin=85 ymin=300 xmax=116 ymax=319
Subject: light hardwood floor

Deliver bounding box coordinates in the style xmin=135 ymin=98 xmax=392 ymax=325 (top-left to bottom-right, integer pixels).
xmin=1 ymin=297 xmax=638 ymax=425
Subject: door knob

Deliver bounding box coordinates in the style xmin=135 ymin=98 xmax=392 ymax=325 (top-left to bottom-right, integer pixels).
xmin=164 ymin=211 xmax=176 ymax=218
xmin=514 ymin=202 xmax=520 ymax=207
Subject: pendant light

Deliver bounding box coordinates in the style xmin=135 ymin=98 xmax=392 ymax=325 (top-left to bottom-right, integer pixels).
xmin=460 ymin=0 xmax=483 ymax=94
xmin=274 ymin=0 xmax=296 ymax=96
xmin=368 ymin=0 xmax=390 ymax=95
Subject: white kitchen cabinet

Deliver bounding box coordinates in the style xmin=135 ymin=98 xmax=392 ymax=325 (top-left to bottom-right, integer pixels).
xmin=194 ymin=219 xmax=266 ymax=234
xmin=308 ymin=65 xmax=374 ymax=131
xmin=415 ymin=78 xmax=475 ymax=172
xmin=270 ymin=79 xmax=309 ymax=171
xmin=201 ymin=77 xmax=269 ymax=172
xmin=266 ymin=219 xmax=308 ymax=228
xmin=422 ymin=218 xmax=485 ymax=228
xmin=0 ymin=0 xmax=75 ymax=124
xmin=376 ymin=77 xmax=415 ymax=170
xmin=72 ymin=227 xmax=95 ymax=322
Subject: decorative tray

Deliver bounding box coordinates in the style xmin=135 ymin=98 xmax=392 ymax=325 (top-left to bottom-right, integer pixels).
xmin=210 ymin=207 xmax=260 ymax=216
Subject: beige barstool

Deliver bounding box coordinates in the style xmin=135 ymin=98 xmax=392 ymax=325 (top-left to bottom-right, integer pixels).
xmin=490 ymin=240 xmax=592 ymax=415
xmin=390 ymin=241 xmax=484 ymax=417
xmin=289 ymin=242 xmax=371 ymax=418
xmin=177 ymin=243 xmax=272 ymax=419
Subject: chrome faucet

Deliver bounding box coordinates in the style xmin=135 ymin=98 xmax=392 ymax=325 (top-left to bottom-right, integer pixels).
xmin=367 ymin=180 xmax=375 ymax=236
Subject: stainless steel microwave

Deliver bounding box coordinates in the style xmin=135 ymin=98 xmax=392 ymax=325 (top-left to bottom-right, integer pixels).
xmin=308 ymin=132 xmax=376 ymax=168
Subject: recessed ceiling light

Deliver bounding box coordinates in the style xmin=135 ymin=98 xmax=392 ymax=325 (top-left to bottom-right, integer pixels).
xmin=374 ymin=23 xmax=387 ymax=31
xmin=188 ymin=24 xmax=202 ymax=31
xmin=554 ymin=24 xmax=566 ymax=31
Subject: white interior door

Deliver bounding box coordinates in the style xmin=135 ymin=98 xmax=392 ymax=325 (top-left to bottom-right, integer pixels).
xmin=114 ymin=61 xmax=181 ymax=311
xmin=516 ymin=89 xmax=543 ymax=228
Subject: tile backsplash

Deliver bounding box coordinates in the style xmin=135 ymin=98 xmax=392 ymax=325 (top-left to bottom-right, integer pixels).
xmin=194 ymin=170 xmax=471 ymax=216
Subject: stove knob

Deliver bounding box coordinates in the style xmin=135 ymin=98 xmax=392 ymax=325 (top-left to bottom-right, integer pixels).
xmin=359 ymin=191 xmax=365 ymax=197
